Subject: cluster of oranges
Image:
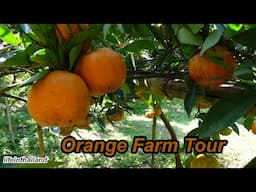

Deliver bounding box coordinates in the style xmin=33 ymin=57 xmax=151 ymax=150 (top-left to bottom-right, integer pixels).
xmin=27 ymin=24 xmax=127 ymax=135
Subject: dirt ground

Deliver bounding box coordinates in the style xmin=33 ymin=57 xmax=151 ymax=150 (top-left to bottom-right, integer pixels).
xmin=217 ymin=124 xmax=256 ymax=168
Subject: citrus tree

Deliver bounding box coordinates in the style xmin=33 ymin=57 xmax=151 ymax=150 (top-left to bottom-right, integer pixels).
xmin=0 ymin=24 xmax=256 ymax=168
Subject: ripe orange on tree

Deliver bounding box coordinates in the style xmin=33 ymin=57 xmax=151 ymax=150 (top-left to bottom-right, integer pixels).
xmin=220 ymin=127 xmax=232 ymax=136
xmin=55 ymin=24 xmax=89 ymax=41
xmin=75 ymin=47 xmax=127 ymax=97
xmin=145 ymin=108 xmax=162 ymax=119
xmin=251 ymin=122 xmax=256 ymax=135
xmin=55 ymin=24 xmax=91 ymax=53
xmin=27 ymin=70 xmax=91 ymax=128
xmin=190 ymin=154 xmax=221 ymax=168
xmin=188 ymin=46 xmax=236 ymax=88
xmin=198 ymin=102 xmax=211 ymax=109
xmin=106 ymin=106 xmax=125 ymax=122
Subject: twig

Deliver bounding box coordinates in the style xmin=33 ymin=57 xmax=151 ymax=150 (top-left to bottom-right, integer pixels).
xmin=37 ymin=124 xmax=46 ymax=157
xmin=5 ymin=97 xmax=15 ymax=145
xmin=159 ymin=111 xmax=183 ymax=168
xmin=169 ymin=25 xmax=187 ymax=61
xmin=151 ymin=115 xmax=157 ymax=168
xmin=2 ymin=93 xmax=27 ymax=102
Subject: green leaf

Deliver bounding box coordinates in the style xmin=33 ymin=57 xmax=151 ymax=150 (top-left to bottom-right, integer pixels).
xmin=121 ymin=40 xmax=159 ymax=54
xmin=58 ymin=43 xmax=65 ymax=68
xmin=212 ymin=133 xmax=220 ymax=140
xmin=198 ymin=90 xmax=256 ymax=138
xmin=24 ymin=44 xmax=42 ymax=56
xmin=187 ymin=24 xmax=204 ymax=34
xmin=28 ymin=24 xmax=47 ymax=45
xmin=204 ymin=50 xmax=228 ymax=69
xmin=17 ymin=69 xmax=50 ymax=88
xmin=146 ymin=24 xmax=166 ymax=48
xmin=125 ymin=54 xmax=135 ymax=71
xmin=0 ymin=50 xmax=30 ymax=67
xmin=184 ymin=83 xmax=197 ymax=117
xmin=28 ymin=24 xmax=56 ymax=48
xmin=0 ymin=69 xmax=50 ymax=93
xmin=69 ymin=45 xmax=81 ymax=70
xmin=186 ymin=128 xmax=200 ymax=137
xmin=232 ymin=28 xmax=256 ymax=49
xmin=243 ymin=116 xmax=255 ymax=131
xmin=0 ymin=24 xmax=22 ymax=45
xmin=177 ymin=27 xmax=203 ymax=46
xmin=146 ymin=94 xmax=153 ymax=106
xmin=235 ymin=67 xmax=254 ymax=80
xmin=117 ymin=24 xmax=124 ymax=33
xmin=18 ymin=24 xmax=31 ymax=33
xmin=228 ymin=24 xmax=243 ymax=31
xmin=244 ymin=156 xmax=256 ymax=168
xmin=181 ymin=45 xmax=196 ymax=59
xmin=214 ymin=24 xmax=225 ymax=32
xmin=31 ymin=48 xmax=47 ymax=56
xmin=171 ymin=24 xmax=182 ymax=35
xmin=30 ymin=48 xmax=56 ymax=65
xmin=66 ymin=30 xmax=98 ymax=50
xmin=230 ymin=123 xmax=239 ymax=135
xmin=134 ymin=24 xmax=152 ymax=37
xmin=200 ymin=30 xmax=223 ymax=56
xmin=196 ymin=113 xmax=207 ymax=121
xmin=103 ymin=24 xmax=111 ymax=38
xmin=97 ymin=117 xmax=106 ymax=131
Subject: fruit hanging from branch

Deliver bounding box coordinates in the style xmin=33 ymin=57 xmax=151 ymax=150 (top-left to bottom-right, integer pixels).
xmin=75 ymin=47 xmax=127 ymax=97
xmin=27 ymin=70 xmax=91 ymax=128
xmin=190 ymin=154 xmax=221 ymax=168
xmin=188 ymin=46 xmax=236 ymax=88
xmin=105 ymin=106 xmax=125 ymax=122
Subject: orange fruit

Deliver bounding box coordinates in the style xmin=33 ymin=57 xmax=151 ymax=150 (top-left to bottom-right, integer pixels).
xmin=55 ymin=24 xmax=91 ymax=53
xmin=145 ymin=108 xmax=161 ymax=119
xmin=251 ymin=122 xmax=256 ymax=135
xmin=244 ymin=107 xmax=256 ymax=118
xmin=152 ymin=24 xmax=163 ymax=32
xmin=103 ymin=116 xmax=110 ymax=124
xmin=134 ymin=90 xmax=146 ymax=101
xmin=188 ymin=46 xmax=236 ymax=87
xmin=198 ymin=102 xmax=211 ymax=109
xmin=190 ymin=154 xmax=221 ymax=168
xmin=59 ymin=126 xmax=74 ymax=136
xmin=145 ymin=110 xmax=155 ymax=119
xmin=118 ymin=42 xmax=125 ymax=48
xmin=27 ymin=70 xmax=91 ymax=128
xmin=220 ymin=127 xmax=232 ymax=136
xmin=75 ymin=48 xmax=127 ymax=97
xmin=106 ymin=106 xmax=125 ymax=122
xmin=55 ymin=24 xmax=89 ymax=41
